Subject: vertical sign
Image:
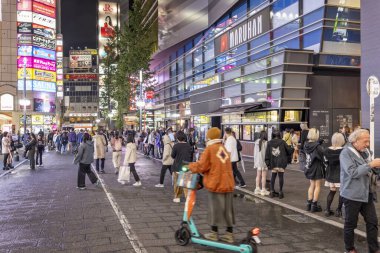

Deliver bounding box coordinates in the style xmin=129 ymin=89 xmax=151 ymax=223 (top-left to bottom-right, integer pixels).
xmin=98 ymin=1 xmax=118 ymax=60
xmin=56 ymin=34 xmax=63 ymax=98
xmin=367 ymin=76 xmax=380 ymax=156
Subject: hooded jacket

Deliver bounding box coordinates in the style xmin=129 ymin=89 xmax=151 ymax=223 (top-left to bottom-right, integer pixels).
xmin=162 ymin=135 xmax=174 ymax=165
xmin=74 ymin=141 xmax=94 ymax=165
xmin=265 ymin=138 xmax=292 ymax=169
xmin=303 ymin=141 xmax=325 ymax=175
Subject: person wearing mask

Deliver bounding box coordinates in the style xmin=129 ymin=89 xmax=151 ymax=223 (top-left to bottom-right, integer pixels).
xmin=74 ymin=133 xmax=99 ymax=190
xmin=224 ymin=127 xmax=246 ymax=188
xmin=339 ymin=129 xmax=380 ymax=253
xmin=124 ymin=134 xmax=141 ymax=186
xmin=171 ymin=131 xmax=192 ymax=203
xmin=25 ymin=133 xmax=37 ymax=170
xmin=265 ymin=130 xmax=292 ymax=199
xmin=189 ymin=127 xmax=235 ymax=243
xmin=36 ymin=134 xmax=45 ymax=167
xmin=254 ymin=131 xmax=269 ymax=196
xmin=299 ymin=123 xmax=310 ymax=171
xmin=323 ymin=132 xmax=345 ymax=217
xmin=60 ymin=131 xmax=69 ymax=154
xmin=111 ymin=131 xmax=123 ymax=174
xmin=2 ymin=132 xmax=10 ymax=170
xmin=68 ymin=129 xmax=77 ymax=153
xmin=155 ymin=134 xmax=174 ymax=187
xmin=304 ymin=128 xmax=325 ymax=212
xmin=93 ymin=130 xmax=107 ymax=173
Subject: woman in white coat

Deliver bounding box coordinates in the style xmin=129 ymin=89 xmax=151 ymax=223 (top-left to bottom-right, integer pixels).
xmin=124 ymin=134 xmax=141 ymax=186
xmin=254 ymin=131 xmax=270 ymax=196
xmin=93 ymin=130 xmax=107 ymax=173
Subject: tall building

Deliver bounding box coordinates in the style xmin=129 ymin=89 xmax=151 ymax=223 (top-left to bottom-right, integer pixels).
xmin=151 ymin=0 xmax=361 ymax=156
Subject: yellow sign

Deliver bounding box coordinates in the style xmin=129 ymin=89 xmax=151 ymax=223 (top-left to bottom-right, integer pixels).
xmin=33 ymin=69 xmax=56 ymax=82
xmin=57 ymin=80 xmax=63 ymax=86
xmin=32 ymin=115 xmax=44 ymax=125
xmin=17 ymin=68 xmax=33 ymax=80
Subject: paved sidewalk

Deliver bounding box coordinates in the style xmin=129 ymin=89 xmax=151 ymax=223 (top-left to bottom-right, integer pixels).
xmin=0 ymin=151 xmax=370 ymax=252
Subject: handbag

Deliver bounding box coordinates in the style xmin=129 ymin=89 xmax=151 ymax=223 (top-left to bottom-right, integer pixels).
xmin=118 ymin=165 xmax=130 ymax=183
xmin=176 ymin=171 xmax=200 ymax=189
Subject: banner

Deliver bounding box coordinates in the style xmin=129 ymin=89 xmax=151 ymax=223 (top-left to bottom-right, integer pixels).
xmin=69 ymin=49 xmax=97 ymax=55
xmin=33 ymin=69 xmax=56 ymax=82
xmin=98 ymin=1 xmax=118 ymax=59
xmin=65 ymin=74 xmax=98 ymax=80
xmin=17 ymin=34 xmax=32 ymax=45
xmin=32 ymin=115 xmax=44 ymax=125
xmin=32 ymin=12 xmax=56 ymax=29
xmin=33 ymin=58 xmax=56 ymax=72
xmin=17 ymin=79 xmax=33 ymax=90
xmin=17 ymin=0 xmax=32 ymax=11
xmin=32 ymin=80 xmax=56 ymax=92
xmin=18 ymin=45 xmax=33 ymax=56
xmin=17 ymin=22 xmax=32 ymax=33
xmin=17 ymin=11 xmax=33 ymax=22
xmin=33 ymin=0 xmax=56 ymax=8
xmin=33 ymin=35 xmax=56 ymax=50
xmin=17 ymin=68 xmax=33 ymax=79
xmin=69 ymin=54 xmax=92 ymax=68
xmin=33 ymin=46 xmax=56 ymax=61
xmin=33 ymin=2 xmax=56 ymax=18
xmin=33 ymin=24 xmax=56 ymax=39
xmin=17 ymin=56 xmax=33 ymax=68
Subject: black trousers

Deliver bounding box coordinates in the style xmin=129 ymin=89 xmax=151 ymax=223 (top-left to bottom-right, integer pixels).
xmin=159 ymin=165 xmax=172 ymax=184
xmin=147 ymin=144 xmax=154 ymax=156
xmin=129 ymin=163 xmax=140 ymax=182
xmin=95 ymin=158 xmax=105 ymax=171
xmin=3 ymin=153 xmax=9 ymax=168
xmin=77 ymin=163 xmax=98 ymax=187
xmin=232 ymin=162 xmax=245 ymax=186
xmin=36 ymin=147 xmax=44 ymax=165
xmin=343 ymin=193 xmax=379 ymax=252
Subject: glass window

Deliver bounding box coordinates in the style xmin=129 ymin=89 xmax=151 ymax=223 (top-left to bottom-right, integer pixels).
xmin=214 ymin=15 xmax=230 ymax=35
xmin=243 ymin=125 xmax=251 ymax=140
xmin=323 ymin=27 xmax=360 ymax=43
xmin=204 ymin=41 xmax=214 ymax=62
xmin=273 ymin=37 xmax=300 ymax=52
xmin=204 ymin=60 xmax=215 ymax=78
xmin=231 ymin=1 xmax=247 ymax=22
xmin=272 ymin=0 xmax=299 ymax=29
xmin=273 ymin=20 xmax=299 ymax=39
xmin=205 ymin=25 xmax=215 ymax=40
xmin=185 ymin=41 xmax=193 ymax=53
xmin=284 ymin=110 xmax=302 ymax=122
xmin=193 ymin=47 xmax=203 ymax=67
xmin=177 ymin=58 xmax=184 ymax=76
xmin=303 ymin=7 xmax=324 ymax=25
xmin=303 ymin=28 xmax=322 ymax=52
xmin=250 ymin=0 xmax=267 ymax=11
xmin=303 ymin=0 xmax=324 ymax=14
xmin=325 ymin=6 xmax=360 ymax=22
xmin=234 ymin=44 xmax=248 ymax=67
xmin=185 ymin=54 xmax=193 ymax=75
xmin=319 ymin=54 xmax=360 ymax=67
xmin=194 ymin=65 xmax=203 ymax=81
xmin=224 ymin=84 xmax=241 ymax=97
xmin=327 ymin=0 xmax=360 ymax=9
xmin=177 ymin=47 xmax=184 ymax=57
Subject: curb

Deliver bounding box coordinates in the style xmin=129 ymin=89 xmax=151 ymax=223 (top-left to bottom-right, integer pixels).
xmin=0 ymin=158 xmax=28 ymax=178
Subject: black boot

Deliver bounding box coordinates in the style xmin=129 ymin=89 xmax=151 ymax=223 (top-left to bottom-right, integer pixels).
xmin=306 ymin=200 xmax=312 ymax=211
xmin=278 ymin=191 xmax=284 ymax=199
xmin=324 ymin=209 xmax=334 ymax=217
xmin=311 ymin=201 xmax=322 ymax=212
xmin=335 ymin=208 xmax=342 ymax=217
xmin=270 ymin=191 xmax=279 ymax=198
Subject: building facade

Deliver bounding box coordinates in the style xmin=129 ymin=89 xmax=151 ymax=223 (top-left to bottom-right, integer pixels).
xmin=151 ymin=0 xmax=361 ymax=155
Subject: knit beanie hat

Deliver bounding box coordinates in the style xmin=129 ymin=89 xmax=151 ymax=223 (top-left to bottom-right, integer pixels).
xmin=206 ymin=127 xmax=221 ymax=140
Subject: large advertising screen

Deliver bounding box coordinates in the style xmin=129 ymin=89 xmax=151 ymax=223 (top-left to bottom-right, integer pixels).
xmin=32 ymin=12 xmax=56 ymax=28
xmin=17 ymin=67 xmax=33 ymax=79
xmin=98 ymin=1 xmax=118 ymax=59
xmin=32 ymin=1 xmax=56 ymax=18
xmin=33 ymin=24 xmax=56 ymax=39
xmin=33 ymin=46 xmax=56 ymax=60
xmin=34 ymin=98 xmax=56 ymax=113
xmin=69 ymin=54 xmax=92 ymax=68
xmin=32 ymin=35 xmax=56 ymax=50
xmin=33 ymin=57 xmax=56 ymax=71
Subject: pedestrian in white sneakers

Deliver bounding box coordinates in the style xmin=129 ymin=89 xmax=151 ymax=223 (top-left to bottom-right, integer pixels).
xmin=111 ymin=131 xmax=123 ymax=174
xmin=124 ymin=134 xmax=141 ymax=186
xmin=155 ymin=134 xmax=174 ymax=188
xmin=254 ymin=130 xmax=269 ymax=196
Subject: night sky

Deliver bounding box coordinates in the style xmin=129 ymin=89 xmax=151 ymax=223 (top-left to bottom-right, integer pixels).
xmin=61 ymin=0 xmax=98 ymax=56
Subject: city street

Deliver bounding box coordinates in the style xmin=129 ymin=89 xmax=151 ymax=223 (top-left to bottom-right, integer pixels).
xmin=0 ymin=150 xmax=371 ymax=253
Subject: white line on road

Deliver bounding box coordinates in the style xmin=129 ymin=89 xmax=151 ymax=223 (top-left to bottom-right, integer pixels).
xmin=0 ymin=159 xmax=28 ymax=178
xmin=92 ymin=165 xmax=147 ymax=253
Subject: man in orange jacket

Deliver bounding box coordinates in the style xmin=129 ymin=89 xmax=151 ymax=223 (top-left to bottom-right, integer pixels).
xmin=189 ymin=127 xmax=235 ymax=243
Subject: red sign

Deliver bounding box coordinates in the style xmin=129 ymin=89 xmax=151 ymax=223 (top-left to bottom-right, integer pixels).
xmin=33 ymin=0 xmax=56 ymax=8
xmin=56 ymin=45 xmax=63 ymax=52
xmin=64 ymin=74 xmax=98 ymax=80
xmin=33 ymin=2 xmax=56 ymax=18
xmin=17 ymin=0 xmax=32 ymax=11
xmin=146 ymin=91 xmax=154 ymax=99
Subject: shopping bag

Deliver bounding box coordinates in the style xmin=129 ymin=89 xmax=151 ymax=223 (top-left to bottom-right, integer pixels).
xmin=118 ymin=165 xmax=130 ymax=183
xmin=240 ymin=158 xmax=246 ymax=173
xmin=176 ymin=171 xmax=200 ymax=189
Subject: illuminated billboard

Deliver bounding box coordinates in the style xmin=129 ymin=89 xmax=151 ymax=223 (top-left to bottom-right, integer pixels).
xmin=98 ymin=1 xmax=118 ymax=59
xmin=33 ymin=0 xmax=56 ymax=8
xmin=32 ymin=1 xmax=56 ymax=18
xmin=17 ymin=0 xmax=32 ymax=11
xmin=69 ymin=54 xmax=92 ymax=68
xmin=32 ymin=35 xmax=56 ymax=50
xmin=17 ymin=11 xmax=33 ymax=22
xmin=33 ymin=69 xmax=56 ymax=82
xmin=33 ymin=24 xmax=56 ymax=39
xmin=17 ymin=22 xmax=33 ymax=33
xmin=33 ymin=58 xmax=56 ymax=71
xmin=32 ymin=12 xmax=56 ymax=29
xmin=18 ymin=45 xmax=33 ymax=56
xmin=33 ymin=46 xmax=56 ymax=60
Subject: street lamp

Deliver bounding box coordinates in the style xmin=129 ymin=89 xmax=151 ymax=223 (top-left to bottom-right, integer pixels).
xmin=138 ymin=70 xmax=144 ymax=132
xmin=23 ymin=57 xmax=27 ymax=134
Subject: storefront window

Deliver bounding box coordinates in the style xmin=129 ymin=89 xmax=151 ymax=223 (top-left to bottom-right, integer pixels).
xmin=193 ymin=115 xmax=210 ymax=146
xmin=325 ymin=6 xmax=360 ymax=22
xmin=284 ymin=110 xmax=302 ymax=122
xmin=243 ymin=125 xmax=251 ymax=140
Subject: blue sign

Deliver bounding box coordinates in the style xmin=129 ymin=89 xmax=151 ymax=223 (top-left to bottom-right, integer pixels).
xmin=17 ymin=79 xmax=33 ymax=90
xmin=17 ymin=79 xmax=56 ymax=92
xmin=18 ymin=45 xmax=33 ymax=56
xmin=33 ymin=46 xmax=56 ymax=61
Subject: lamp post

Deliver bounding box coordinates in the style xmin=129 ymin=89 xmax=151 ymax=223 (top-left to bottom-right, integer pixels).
xmin=23 ymin=57 xmax=27 ymax=134
xmin=138 ymin=70 xmax=144 ymax=132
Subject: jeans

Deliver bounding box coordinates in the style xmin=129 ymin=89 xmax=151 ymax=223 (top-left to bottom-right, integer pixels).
xmin=159 ymin=165 xmax=172 ymax=184
xmin=77 ymin=163 xmax=98 ymax=187
xmin=343 ymin=193 xmax=379 ymax=252
xmin=95 ymin=158 xmax=105 ymax=172
xmin=146 ymin=144 xmax=154 ymax=156
xmin=61 ymin=143 xmax=67 ymax=154
xmin=3 ymin=153 xmax=9 ymax=169
xmin=36 ymin=147 xmax=44 ymax=165
xmin=129 ymin=163 xmax=140 ymax=182
xmin=232 ymin=162 xmax=245 ymax=186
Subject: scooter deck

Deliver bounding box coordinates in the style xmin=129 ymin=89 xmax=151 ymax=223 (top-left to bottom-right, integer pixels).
xmin=192 ymin=236 xmax=252 ymax=253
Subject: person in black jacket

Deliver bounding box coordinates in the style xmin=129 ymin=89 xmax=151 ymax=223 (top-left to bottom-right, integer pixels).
xmin=304 ymin=128 xmax=325 ymax=212
xmin=265 ymin=130 xmax=293 ymax=199
xmin=171 ymin=131 xmax=192 ymax=203
xmin=25 ymin=133 xmax=37 ymax=170
xmin=187 ymin=128 xmax=197 ymax=162
xmin=323 ymin=132 xmax=345 ymax=217
xmin=36 ymin=134 xmax=45 ymax=167
xmin=299 ymin=123 xmax=309 ymax=171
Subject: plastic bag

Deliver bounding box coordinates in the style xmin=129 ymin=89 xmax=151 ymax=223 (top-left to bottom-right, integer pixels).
xmin=118 ymin=165 xmax=130 ymax=184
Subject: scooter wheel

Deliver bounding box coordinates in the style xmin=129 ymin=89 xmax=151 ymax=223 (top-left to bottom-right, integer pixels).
xmin=250 ymin=241 xmax=258 ymax=252
xmin=174 ymin=227 xmax=191 ymax=246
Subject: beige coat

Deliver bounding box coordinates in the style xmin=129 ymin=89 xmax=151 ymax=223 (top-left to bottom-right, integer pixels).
xmin=93 ymin=134 xmax=107 ymax=159
xmin=162 ymin=135 xmax=174 ymax=165
xmin=124 ymin=142 xmax=137 ymax=164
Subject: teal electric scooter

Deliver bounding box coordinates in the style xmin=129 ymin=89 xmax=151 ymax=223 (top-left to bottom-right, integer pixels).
xmin=174 ymin=166 xmax=261 ymax=253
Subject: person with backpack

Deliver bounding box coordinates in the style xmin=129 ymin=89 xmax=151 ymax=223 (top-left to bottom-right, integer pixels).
xmin=254 ymin=131 xmax=269 ymax=196
xmin=265 ymin=130 xmax=293 ymax=198
xmin=304 ymin=128 xmax=325 ymax=212
xmin=36 ymin=134 xmax=45 ymax=167
xmin=155 ymin=134 xmax=174 ymax=187
xmin=224 ymin=127 xmax=246 ymax=188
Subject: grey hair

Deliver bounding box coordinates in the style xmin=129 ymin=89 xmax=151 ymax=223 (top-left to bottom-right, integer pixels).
xmin=300 ymin=123 xmax=309 ymax=130
xmin=348 ymin=129 xmax=369 ymax=143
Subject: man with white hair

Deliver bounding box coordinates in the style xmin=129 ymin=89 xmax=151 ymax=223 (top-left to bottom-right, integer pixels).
xmin=339 ymin=129 xmax=380 ymax=253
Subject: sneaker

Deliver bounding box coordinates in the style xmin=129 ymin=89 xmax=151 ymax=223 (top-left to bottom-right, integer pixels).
xmin=204 ymin=231 xmax=218 ymax=241
xmin=260 ymin=189 xmax=270 ymax=196
xmin=219 ymin=232 xmax=234 ymax=244
xmin=173 ymin=198 xmax=180 ymax=203
xmin=100 ymin=170 xmax=105 ymax=174
xmin=239 ymin=184 xmax=247 ymax=188
xmin=254 ymin=188 xmax=261 ymax=195
xmin=95 ymin=180 xmax=101 ymax=187
xmin=155 ymin=184 xmax=164 ymax=188
xmin=77 ymin=187 xmax=86 ymax=190
xmin=133 ymin=181 xmax=142 ymax=187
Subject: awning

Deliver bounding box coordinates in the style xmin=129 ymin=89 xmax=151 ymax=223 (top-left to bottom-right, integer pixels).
xmin=208 ymin=102 xmax=271 ymax=116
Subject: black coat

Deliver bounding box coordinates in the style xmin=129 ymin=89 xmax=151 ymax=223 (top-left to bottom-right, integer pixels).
xmin=171 ymin=142 xmax=192 ymax=172
xmin=323 ymin=148 xmax=343 ymax=183
xmin=304 ymin=141 xmax=325 ymax=180
xmin=265 ymin=138 xmax=292 ymax=169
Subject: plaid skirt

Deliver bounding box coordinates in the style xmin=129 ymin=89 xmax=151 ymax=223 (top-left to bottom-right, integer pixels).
xmin=207 ymin=192 xmax=235 ymax=227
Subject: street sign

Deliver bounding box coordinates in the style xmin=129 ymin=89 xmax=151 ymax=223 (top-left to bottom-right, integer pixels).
xmin=367 ymin=75 xmax=379 ymax=157
xmin=367 ymin=75 xmax=380 ymax=98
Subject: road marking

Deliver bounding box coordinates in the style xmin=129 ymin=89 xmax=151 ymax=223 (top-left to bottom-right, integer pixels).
xmin=139 ymin=151 xmax=378 ymax=240
xmin=0 ymin=159 xmax=28 ymax=178
xmin=92 ymin=165 xmax=147 ymax=253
